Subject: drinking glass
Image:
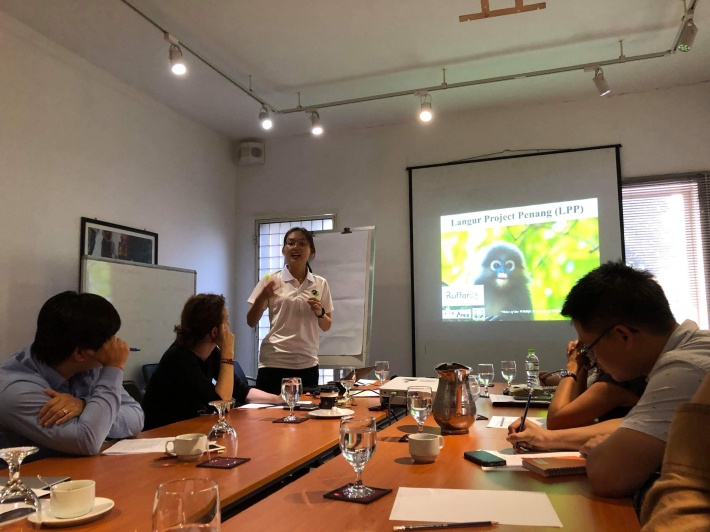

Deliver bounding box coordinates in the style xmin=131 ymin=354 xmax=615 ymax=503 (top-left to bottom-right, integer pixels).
xmin=469 ymin=373 xmax=481 ymax=389
xmin=0 ymin=447 xmax=41 ymax=524
xmin=407 ymin=386 xmax=433 ymax=433
xmin=478 ymin=364 xmax=494 ymax=398
xmin=467 ymin=375 xmax=481 ymax=400
xmin=374 ymin=361 xmax=390 ymax=385
xmin=152 ymin=478 xmax=220 ymax=532
xmin=281 ymin=377 xmax=302 ymax=421
xmin=339 ymin=367 xmax=356 ymax=407
xmin=208 ymin=400 xmax=238 ymax=455
xmin=339 ymin=415 xmax=377 ymax=499
xmin=501 ymin=360 xmax=517 ymax=390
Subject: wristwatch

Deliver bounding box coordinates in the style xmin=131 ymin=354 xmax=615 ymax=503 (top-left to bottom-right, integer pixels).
xmin=317 ymin=307 xmax=326 ymax=318
xmin=558 ymin=370 xmax=577 ymax=381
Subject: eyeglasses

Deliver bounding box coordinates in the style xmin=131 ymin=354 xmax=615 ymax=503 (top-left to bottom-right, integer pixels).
xmin=285 ymin=240 xmax=309 ymax=249
xmin=578 ymin=325 xmax=614 ymax=359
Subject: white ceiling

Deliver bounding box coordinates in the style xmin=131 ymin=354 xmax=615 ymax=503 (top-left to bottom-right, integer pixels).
xmin=2 ymin=0 xmax=709 ymax=140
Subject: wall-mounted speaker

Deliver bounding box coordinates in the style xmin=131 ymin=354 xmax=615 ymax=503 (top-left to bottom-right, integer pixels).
xmin=238 ymin=141 xmax=265 ymax=166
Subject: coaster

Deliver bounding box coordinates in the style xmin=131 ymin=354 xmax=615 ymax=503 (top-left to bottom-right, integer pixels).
xmin=273 ymin=417 xmax=309 ymax=424
xmin=323 ymin=484 xmax=392 ymax=504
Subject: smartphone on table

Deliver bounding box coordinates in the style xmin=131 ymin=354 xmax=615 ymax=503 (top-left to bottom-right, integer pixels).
xmin=463 ymin=450 xmax=507 ymax=467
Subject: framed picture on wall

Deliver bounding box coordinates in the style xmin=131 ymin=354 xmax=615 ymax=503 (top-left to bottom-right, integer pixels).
xmin=80 ymin=217 xmax=158 ymax=265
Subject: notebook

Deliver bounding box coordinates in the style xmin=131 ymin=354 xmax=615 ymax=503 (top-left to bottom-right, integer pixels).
xmin=521 ymin=456 xmax=586 ymax=477
xmin=489 ymin=394 xmax=551 ymax=407
xmin=21 ymin=475 xmax=70 ymax=490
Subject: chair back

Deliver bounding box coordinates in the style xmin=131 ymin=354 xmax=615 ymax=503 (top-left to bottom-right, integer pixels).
xmin=234 ymin=360 xmax=255 ymax=387
xmin=122 ymin=380 xmax=143 ymax=403
xmin=142 ymin=363 xmax=159 ymax=384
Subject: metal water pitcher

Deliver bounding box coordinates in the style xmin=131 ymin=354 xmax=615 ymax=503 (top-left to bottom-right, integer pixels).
xmin=432 ymin=362 xmax=477 ymax=435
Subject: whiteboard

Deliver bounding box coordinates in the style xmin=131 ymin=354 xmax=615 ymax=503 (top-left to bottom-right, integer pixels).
xmin=80 ymin=256 xmax=196 ymax=388
xmin=310 ymin=228 xmax=375 ymax=368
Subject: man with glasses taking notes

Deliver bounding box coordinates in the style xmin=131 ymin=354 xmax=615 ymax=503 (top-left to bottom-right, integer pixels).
xmin=507 ymin=261 xmax=710 ymax=502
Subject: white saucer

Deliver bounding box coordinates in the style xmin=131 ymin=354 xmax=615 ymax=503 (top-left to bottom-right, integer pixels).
xmin=166 ymin=451 xmax=203 ymax=462
xmin=27 ymin=497 xmax=114 ymax=527
xmin=308 ymin=408 xmax=355 ymax=418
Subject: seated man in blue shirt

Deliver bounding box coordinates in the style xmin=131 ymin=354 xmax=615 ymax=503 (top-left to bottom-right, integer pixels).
xmin=0 ymin=291 xmax=144 ymax=460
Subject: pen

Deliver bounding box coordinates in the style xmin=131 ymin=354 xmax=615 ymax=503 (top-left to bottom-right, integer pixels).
xmin=519 ymin=392 xmax=533 ymax=432
xmin=515 ymin=391 xmax=533 ymax=451
xmin=393 ymin=521 xmax=498 ymax=531
xmin=129 ymin=347 xmax=141 ymax=352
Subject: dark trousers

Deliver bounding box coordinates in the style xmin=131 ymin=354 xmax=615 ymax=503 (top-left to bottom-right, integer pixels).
xmin=255 ymin=366 xmax=319 ymax=395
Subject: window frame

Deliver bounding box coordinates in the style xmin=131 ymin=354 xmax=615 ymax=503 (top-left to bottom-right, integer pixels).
xmin=252 ymin=213 xmax=337 ymax=380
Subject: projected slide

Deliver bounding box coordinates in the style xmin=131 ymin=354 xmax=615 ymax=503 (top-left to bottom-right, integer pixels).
xmin=441 ymin=199 xmax=600 ymax=321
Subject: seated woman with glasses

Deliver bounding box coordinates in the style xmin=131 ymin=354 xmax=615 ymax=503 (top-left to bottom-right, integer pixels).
xmin=247 ymin=227 xmax=334 ymax=395
xmin=544 ymin=339 xmax=647 ymax=430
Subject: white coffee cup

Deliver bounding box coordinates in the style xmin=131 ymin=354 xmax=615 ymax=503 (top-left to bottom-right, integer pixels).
xmin=165 ymin=433 xmax=208 ymax=461
xmin=408 ymin=433 xmax=445 ymax=463
xmin=50 ymin=480 xmax=96 ymax=518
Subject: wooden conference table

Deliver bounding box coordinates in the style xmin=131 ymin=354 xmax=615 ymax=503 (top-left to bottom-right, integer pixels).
xmin=6 ymin=395 xmax=387 ymax=531
xmin=226 ymin=397 xmax=641 ymax=532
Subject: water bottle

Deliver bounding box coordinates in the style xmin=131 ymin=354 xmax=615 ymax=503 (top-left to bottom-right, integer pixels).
xmin=526 ymin=348 xmax=540 ymax=388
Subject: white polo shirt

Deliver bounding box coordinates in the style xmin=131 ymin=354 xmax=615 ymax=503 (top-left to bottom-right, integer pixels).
xmin=248 ymin=267 xmax=334 ymax=370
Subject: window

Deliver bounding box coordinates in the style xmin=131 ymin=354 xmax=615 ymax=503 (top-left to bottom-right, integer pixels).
xmin=254 ymin=215 xmax=335 ymax=382
xmin=622 ymin=173 xmax=709 ymax=328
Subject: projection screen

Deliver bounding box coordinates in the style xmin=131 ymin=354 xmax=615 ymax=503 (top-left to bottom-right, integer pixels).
xmin=409 ymin=146 xmax=623 ymax=376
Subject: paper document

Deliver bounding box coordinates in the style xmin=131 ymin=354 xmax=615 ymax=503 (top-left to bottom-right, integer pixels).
xmin=390 ymin=487 xmax=562 ymax=527
xmin=102 ymin=438 xmax=173 ymax=454
xmin=238 ymin=403 xmax=282 ymax=409
xmin=487 ymin=416 xmax=546 ymax=429
xmin=479 ymin=450 xmax=583 ymax=471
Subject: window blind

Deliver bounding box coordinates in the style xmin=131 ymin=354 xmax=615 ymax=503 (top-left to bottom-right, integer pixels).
xmin=622 ymin=173 xmax=710 ymax=327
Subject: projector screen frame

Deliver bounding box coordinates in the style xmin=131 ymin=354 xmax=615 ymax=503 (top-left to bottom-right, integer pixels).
xmin=407 ymin=145 xmax=624 ymax=375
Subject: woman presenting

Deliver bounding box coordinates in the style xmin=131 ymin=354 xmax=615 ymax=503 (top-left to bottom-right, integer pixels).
xmin=247 ymin=227 xmax=333 ymax=395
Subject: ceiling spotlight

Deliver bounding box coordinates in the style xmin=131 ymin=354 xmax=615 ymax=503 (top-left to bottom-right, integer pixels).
xmin=164 ymin=33 xmax=186 ymax=76
xmin=310 ymin=111 xmax=323 ymax=135
xmin=677 ymin=18 xmax=698 ymax=52
xmin=593 ymin=68 xmax=610 ymax=96
xmin=418 ymin=92 xmax=433 ymax=122
xmin=259 ymin=106 xmax=273 ymax=130
xmin=169 ymin=45 xmax=186 ymax=75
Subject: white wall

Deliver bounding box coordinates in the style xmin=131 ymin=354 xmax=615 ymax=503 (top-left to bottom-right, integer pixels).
xmin=234 ymin=82 xmax=710 ymax=377
xmin=0 ymin=14 xmax=238 ymax=360
xmin=4 ymin=12 xmax=709 ymax=378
